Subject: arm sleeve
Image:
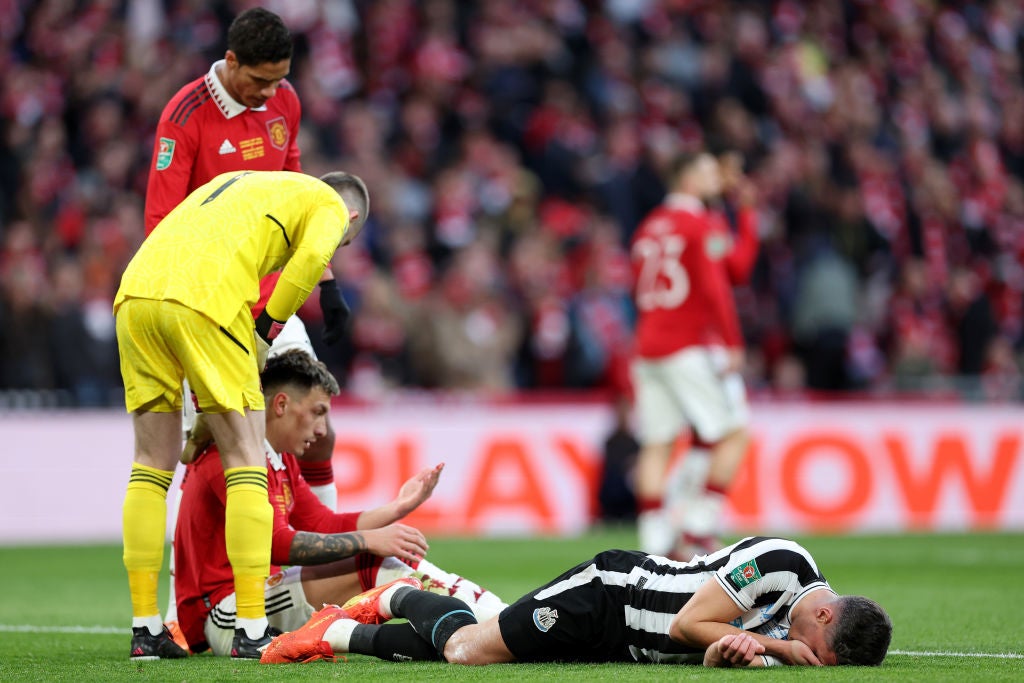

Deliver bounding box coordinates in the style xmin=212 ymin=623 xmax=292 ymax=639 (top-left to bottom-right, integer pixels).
xmin=144 ymin=119 xmax=197 ymax=235
xmin=284 ymin=91 xmax=302 ymax=172
xmin=264 ymin=205 xmax=348 ymax=321
xmin=700 ymin=231 xmax=744 ymax=348
xmin=723 ymin=208 xmax=759 ymax=285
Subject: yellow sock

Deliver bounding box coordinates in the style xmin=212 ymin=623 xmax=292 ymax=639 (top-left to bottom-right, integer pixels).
xmin=123 ymin=463 xmax=174 ymax=618
xmin=224 ymin=466 xmax=273 ymax=620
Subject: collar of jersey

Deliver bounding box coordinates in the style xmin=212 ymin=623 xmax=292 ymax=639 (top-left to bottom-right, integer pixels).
xmin=206 ymin=60 xmax=267 ymax=119
xmin=664 ymin=193 xmax=705 ymax=214
xmin=263 ymin=438 xmax=286 ymax=472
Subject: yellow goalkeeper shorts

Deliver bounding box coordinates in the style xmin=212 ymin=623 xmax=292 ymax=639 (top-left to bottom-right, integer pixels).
xmin=116 ymin=298 xmax=264 ymax=414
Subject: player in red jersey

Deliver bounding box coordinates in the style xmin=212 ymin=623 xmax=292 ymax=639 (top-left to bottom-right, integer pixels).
xmin=174 ymin=350 xmax=507 ymax=655
xmin=144 ymin=7 xmax=347 ymax=653
xmin=630 ymin=151 xmax=758 ymax=559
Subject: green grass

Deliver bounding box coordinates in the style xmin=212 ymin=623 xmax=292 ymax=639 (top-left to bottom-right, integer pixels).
xmin=0 ymin=529 xmax=1021 ymax=681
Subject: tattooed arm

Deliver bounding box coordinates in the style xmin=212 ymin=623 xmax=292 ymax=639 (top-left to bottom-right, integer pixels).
xmin=287 ymin=530 xmax=367 ymax=565
xmin=287 ymin=523 xmax=429 ymax=565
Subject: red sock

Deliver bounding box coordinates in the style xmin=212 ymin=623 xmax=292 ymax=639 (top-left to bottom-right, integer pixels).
xmin=356 ymin=554 xmax=383 ymax=591
xmin=297 ymin=459 xmax=334 ymax=487
xmin=705 ymin=481 xmax=729 ymax=497
xmin=637 ymin=496 xmax=663 ymax=514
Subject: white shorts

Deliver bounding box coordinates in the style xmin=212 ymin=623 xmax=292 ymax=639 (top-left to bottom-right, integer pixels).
xmin=204 ymin=566 xmax=314 ymax=656
xmin=631 ymin=346 xmax=749 ymax=446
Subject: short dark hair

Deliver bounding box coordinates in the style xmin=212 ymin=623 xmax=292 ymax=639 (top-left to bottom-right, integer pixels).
xmin=830 ymin=596 xmax=892 ymax=666
xmin=261 ymin=349 xmax=339 ymax=399
xmin=227 ymin=8 xmax=293 ymax=66
xmin=319 ymin=171 xmax=370 ymax=239
xmin=667 ymin=151 xmax=703 ymax=187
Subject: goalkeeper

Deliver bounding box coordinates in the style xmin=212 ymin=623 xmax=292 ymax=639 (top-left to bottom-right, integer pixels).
xmin=114 ymin=170 xmax=367 ymax=659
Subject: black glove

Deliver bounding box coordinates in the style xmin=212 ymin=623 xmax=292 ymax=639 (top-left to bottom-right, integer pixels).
xmin=319 ymin=279 xmax=351 ymax=346
xmin=254 ymin=309 xmax=285 ymax=370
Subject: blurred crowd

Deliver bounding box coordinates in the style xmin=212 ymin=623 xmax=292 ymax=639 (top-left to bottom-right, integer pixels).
xmin=1 ymin=0 xmax=1023 ymax=406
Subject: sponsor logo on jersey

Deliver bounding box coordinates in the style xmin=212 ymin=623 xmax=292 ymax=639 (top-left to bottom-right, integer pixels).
xmin=218 ymin=138 xmax=237 ymax=155
xmin=155 ymin=137 xmax=175 ymax=170
xmin=532 ymin=606 xmax=558 ymax=633
xmin=267 ymin=117 xmax=288 ymax=150
xmin=240 ymin=137 xmax=265 ymax=161
xmin=729 ymin=560 xmax=762 ymax=588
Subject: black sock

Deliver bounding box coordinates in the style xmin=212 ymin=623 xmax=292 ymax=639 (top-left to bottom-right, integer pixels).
xmin=391 ymin=588 xmax=478 ymax=657
xmin=349 ymin=622 xmax=439 ymax=662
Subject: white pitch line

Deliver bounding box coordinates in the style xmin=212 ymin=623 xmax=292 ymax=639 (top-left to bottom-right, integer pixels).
xmin=891 ymin=649 xmax=1024 ymax=660
xmin=1 ymin=626 xmax=1022 ymax=660
xmin=0 ymin=625 xmax=123 ymax=634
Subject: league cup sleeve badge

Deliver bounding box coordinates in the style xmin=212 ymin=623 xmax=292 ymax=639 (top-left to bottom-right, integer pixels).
xmin=728 ymin=560 xmax=762 ymax=588
xmin=156 ymin=137 xmax=176 ymax=170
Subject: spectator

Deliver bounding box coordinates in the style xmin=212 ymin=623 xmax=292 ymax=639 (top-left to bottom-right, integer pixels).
xmin=2 ymin=1 xmax=1023 ymax=403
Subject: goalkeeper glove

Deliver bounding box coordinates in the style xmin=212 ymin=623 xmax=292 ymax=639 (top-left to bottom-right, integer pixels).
xmin=254 ymin=309 xmax=285 ymax=371
xmin=319 ymin=279 xmax=351 ymax=346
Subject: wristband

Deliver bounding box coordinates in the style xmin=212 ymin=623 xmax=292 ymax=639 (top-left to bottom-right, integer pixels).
xmin=255 ymin=309 xmax=285 ymax=342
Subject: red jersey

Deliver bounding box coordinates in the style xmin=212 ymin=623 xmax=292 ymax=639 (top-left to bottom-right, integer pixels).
xmin=144 ymin=60 xmax=302 ymax=234
xmin=631 ymin=194 xmax=755 ymax=359
xmin=173 ymin=443 xmax=358 ymax=650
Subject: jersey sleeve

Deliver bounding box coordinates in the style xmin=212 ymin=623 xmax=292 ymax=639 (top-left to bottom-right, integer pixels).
xmin=698 ymin=224 xmax=744 ymax=348
xmin=722 ymin=207 xmax=759 ymax=285
xmin=284 ymin=86 xmax=302 ymax=172
xmin=713 ymin=538 xmax=831 ymax=612
xmin=264 ymin=204 xmax=347 ymax=321
xmin=144 ymin=117 xmax=198 ymax=235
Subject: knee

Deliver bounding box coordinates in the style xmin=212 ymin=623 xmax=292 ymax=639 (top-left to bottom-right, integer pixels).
xmin=442 ymin=631 xmax=483 ymax=665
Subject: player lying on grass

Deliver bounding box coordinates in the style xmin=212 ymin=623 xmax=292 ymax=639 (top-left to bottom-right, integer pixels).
xmin=262 ymin=536 xmax=891 ymax=667
xmin=173 ymin=350 xmax=506 ymax=656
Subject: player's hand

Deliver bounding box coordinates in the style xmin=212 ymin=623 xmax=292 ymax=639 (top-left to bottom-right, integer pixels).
xmin=255 ymin=334 xmax=271 ymax=372
xmin=181 ymin=412 xmax=213 ymax=464
xmin=703 ymin=633 xmax=765 ymax=667
xmin=319 ymin=280 xmax=351 ymax=346
xmin=363 ymin=523 xmax=429 ymax=563
xmin=254 ymin=310 xmax=284 ymax=371
xmin=724 ymin=348 xmax=745 ymax=375
xmin=392 ymin=464 xmax=444 ymax=518
xmin=782 ymin=639 xmax=823 ymax=666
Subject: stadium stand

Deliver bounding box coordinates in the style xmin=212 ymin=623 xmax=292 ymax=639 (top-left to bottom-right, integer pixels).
xmin=0 ymin=0 xmax=1022 ymax=406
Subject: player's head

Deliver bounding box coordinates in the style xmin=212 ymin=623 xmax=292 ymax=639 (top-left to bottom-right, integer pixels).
xmin=319 ymin=172 xmax=371 ymax=246
xmin=668 ymin=151 xmax=722 ymax=200
xmin=828 ymin=596 xmax=892 ymax=666
xmin=788 ymin=594 xmax=892 ymax=666
xmin=223 ymin=8 xmax=293 ymax=109
xmin=261 ymin=349 xmax=339 ymax=456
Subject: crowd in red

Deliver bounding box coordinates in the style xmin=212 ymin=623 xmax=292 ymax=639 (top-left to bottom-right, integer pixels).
xmin=1 ymin=0 xmax=1022 ymax=405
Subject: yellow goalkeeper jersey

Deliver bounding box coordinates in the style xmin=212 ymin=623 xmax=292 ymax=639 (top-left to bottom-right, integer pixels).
xmin=115 ymin=171 xmax=349 ymax=327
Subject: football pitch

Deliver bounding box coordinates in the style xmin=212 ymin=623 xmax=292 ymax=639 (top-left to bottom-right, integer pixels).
xmin=0 ymin=528 xmax=1020 ymax=682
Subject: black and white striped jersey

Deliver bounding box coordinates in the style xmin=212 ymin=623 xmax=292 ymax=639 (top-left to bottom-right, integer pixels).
xmin=499 ymin=536 xmax=834 ymax=664
xmin=552 ymin=540 xmax=831 ymax=663
xmin=619 ymin=536 xmax=833 ymax=663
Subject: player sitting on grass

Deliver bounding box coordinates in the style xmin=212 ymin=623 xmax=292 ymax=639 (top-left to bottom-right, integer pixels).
xmin=262 ymin=536 xmax=891 ymax=667
xmin=173 ymin=350 xmax=506 ymax=656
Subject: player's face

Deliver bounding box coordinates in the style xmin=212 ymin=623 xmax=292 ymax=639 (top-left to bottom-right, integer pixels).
xmin=223 ymin=51 xmax=291 ymax=109
xmin=787 ymin=614 xmax=839 ymax=666
xmin=280 ymin=387 xmax=331 ymax=456
xmin=695 ymin=154 xmax=722 ymax=199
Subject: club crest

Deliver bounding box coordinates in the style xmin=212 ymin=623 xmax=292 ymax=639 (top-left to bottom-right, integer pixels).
xmin=533 ymin=606 xmax=558 ymax=633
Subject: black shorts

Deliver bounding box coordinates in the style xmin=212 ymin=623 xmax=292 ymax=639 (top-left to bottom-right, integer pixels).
xmin=497 ymin=550 xmax=645 ymax=663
